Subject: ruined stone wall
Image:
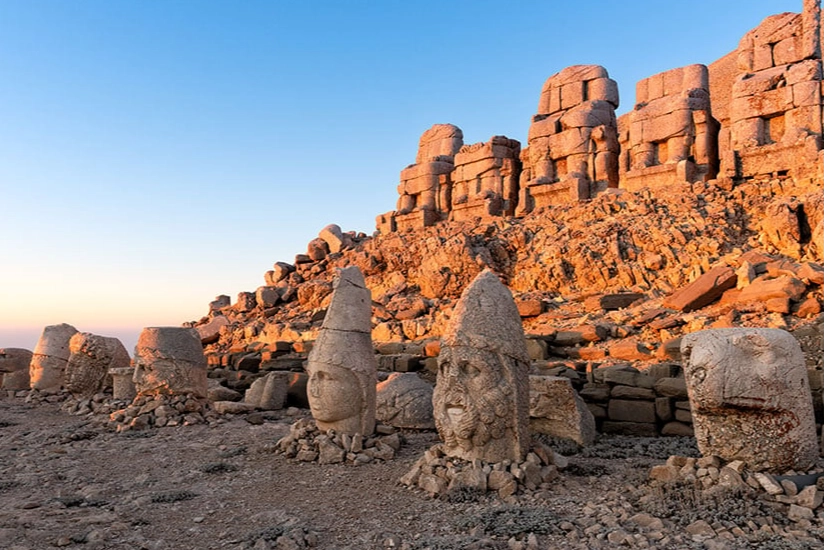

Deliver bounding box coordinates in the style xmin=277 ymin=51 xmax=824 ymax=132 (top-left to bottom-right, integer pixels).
xmin=619 ymin=64 xmax=719 ymax=191
xmin=377 ymin=1 xmax=822 ymax=235
xmin=720 ymin=4 xmax=824 ymax=185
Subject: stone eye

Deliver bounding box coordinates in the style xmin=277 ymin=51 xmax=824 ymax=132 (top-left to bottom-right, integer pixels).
xmin=692 ymin=367 xmax=706 ymax=383
xmin=462 ymin=363 xmax=480 ymax=378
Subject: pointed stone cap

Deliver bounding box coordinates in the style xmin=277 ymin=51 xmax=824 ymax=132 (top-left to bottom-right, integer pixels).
xmin=33 ymin=323 xmax=78 ymax=360
xmin=321 ymin=266 xmax=372 ymax=334
xmin=442 ymin=269 xmax=529 ymax=365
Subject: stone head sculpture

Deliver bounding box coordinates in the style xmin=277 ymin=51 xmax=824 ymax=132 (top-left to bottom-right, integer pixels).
xmin=681 ymin=328 xmax=818 ymax=472
xmin=132 ymin=327 xmax=208 ymax=398
xmin=65 ymin=332 xmax=130 ymax=398
xmin=434 ymin=270 xmax=530 ymax=463
xmin=306 ymin=266 xmax=377 ymax=436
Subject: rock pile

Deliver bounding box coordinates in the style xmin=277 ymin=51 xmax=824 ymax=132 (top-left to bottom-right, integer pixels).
xmin=274 ymin=418 xmax=403 ymax=465
xmin=108 ymin=393 xmax=219 ymax=432
xmin=648 ymin=454 xmax=824 ymax=533
xmin=399 ymin=441 xmax=565 ymax=500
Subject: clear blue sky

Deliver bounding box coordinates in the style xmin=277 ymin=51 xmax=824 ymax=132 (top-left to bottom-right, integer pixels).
xmin=0 ymin=0 xmax=804 ymax=353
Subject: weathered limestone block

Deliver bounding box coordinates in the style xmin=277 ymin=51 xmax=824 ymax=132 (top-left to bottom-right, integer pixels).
xmin=376 ymin=372 xmax=435 ymax=429
xmin=235 ymin=291 xmax=257 ymax=312
xmin=196 ymin=315 xmax=230 ymax=345
xmin=29 ymin=323 xmax=78 ymax=393
xmin=529 ymin=375 xmax=595 ymax=446
xmin=681 ymin=328 xmax=818 ymax=472
xmin=109 ymin=367 xmax=137 ymax=400
xmin=380 ymin=124 xmax=464 ymax=232
xmin=208 ymin=295 xmax=230 ymax=314
xmin=662 ymin=266 xmax=737 ymax=312
xmin=64 ymin=332 xmax=130 ymax=398
xmin=319 ymin=223 xmax=345 ymax=253
xmin=255 ymin=286 xmax=282 ymax=309
xmin=267 ymin=262 xmax=295 ymax=285
xmin=306 ymin=238 xmax=329 ymax=261
xmin=433 ymin=270 xmax=530 ymax=463
xmin=306 ymin=266 xmax=377 ymax=435
xmin=244 ymin=371 xmax=290 ymax=410
xmin=737 ymin=276 xmax=807 ymax=303
xmin=0 ymin=348 xmax=33 ymax=390
xmin=133 ymin=327 xmax=208 ymax=398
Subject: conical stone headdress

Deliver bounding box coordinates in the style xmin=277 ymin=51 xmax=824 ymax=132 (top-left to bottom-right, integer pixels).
xmin=442 ymin=270 xmax=530 ymax=366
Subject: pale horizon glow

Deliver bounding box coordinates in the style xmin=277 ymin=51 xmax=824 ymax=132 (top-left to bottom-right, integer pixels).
xmin=0 ymin=0 xmax=803 ymax=354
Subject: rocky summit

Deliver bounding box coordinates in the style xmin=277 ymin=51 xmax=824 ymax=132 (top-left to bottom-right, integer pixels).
xmin=1 ymin=3 xmax=823 ymax=549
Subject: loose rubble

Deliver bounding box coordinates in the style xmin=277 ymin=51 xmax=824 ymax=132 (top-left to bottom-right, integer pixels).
xmin=274 ymin=417 xmax=404 ymax=465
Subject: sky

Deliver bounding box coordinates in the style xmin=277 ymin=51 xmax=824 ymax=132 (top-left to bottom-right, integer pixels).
xmin=0 ymin=0 xmax=806 ymax=354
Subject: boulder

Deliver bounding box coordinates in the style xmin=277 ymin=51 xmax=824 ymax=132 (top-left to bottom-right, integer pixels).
xmin=529 ymin=375 xmax=596 ymax=446
xmin=64 ymin=332 xmax=130 ymax=398
xmin=375 ymin=372 xmax=435 ymax=429
xmin=244 ymin=371 xmax=290 ymax=410
xmin=663 ymin=266 xmax=737 ymax=312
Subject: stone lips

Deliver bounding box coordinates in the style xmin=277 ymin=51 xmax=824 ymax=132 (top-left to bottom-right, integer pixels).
xmin=681 ymin=328 xmax=819 ymax=472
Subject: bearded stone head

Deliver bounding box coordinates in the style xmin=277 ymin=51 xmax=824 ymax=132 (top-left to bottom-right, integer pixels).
xmin=433 ymin=270 xmax=530 ymax=463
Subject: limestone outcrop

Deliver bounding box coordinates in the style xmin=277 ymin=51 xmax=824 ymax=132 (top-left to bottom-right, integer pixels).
xmin=373 ymin=2 xmax=821 ymax=231
xmin=619 ymin=64 xmax=719 ymax=190
xmin=519 ymin=65 xmax=619 ymax=214
xmin=720 ymin=1 xmax=823 ymax=185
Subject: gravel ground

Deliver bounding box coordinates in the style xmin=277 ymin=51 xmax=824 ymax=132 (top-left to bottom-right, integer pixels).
xmin=0 ymin=395 xmax=821 ymax=550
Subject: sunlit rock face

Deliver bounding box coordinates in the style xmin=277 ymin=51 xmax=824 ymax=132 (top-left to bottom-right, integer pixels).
xmin=132 ymin=327 xmax=207 ymax=398
xmin=433 ymin=270 xmax=530 ymax=463
xmin=65 ymin=332 xmax=130 ymax=398
xmin=305 ymin=266 xmax=377 ymax=436
xmin=681 ymin=328 xmax=818 ymax=472
xmin=29 ymin=323 xmax=78 ymax=393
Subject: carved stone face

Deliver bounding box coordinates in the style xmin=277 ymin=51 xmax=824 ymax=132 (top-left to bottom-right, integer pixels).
xmin=306 ymin=361 xmax=363 ymax=433
xmin=433 ymin=346 xmax=514 ymax=460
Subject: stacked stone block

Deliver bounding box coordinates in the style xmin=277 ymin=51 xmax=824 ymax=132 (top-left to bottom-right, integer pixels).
xmin=618 ymin=64 xmax=720 ymax=190
xmin=449 ymin=136 xmax=521 ymax=221
xmin=517 ymin=65 xmax=619 ymax=214
xmin=721 ymin=2 xmax=823 ymax=184
xmin=377 ymin=124 xmax=464 ymax=232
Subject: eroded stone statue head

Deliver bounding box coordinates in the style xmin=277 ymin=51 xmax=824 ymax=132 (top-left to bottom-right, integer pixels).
xmin=132 ymin=327 xmax=208 ymax=398
xmin=433 ymin=270 xmax=530 ymax=463
xmin=681 ymin=328 xmax=818 ymax=472
xmin=305 ymin=266 xmax=376 ymax=435
xmin=307 ymin=359 xmax=366 ymax=433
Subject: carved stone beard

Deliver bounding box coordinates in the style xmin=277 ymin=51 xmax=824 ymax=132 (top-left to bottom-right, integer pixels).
xmin=434 ymin=351 xmax=515 ymax=457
